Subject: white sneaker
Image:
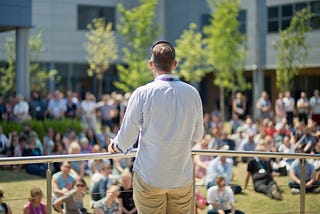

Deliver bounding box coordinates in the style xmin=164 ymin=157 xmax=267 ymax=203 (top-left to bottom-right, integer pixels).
xmin=291 ymin=188 xmax=300 ymax=194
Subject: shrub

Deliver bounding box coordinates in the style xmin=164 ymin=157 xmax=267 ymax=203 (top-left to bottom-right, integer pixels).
xmin=0 ymin=119 xmax=82 ymax=139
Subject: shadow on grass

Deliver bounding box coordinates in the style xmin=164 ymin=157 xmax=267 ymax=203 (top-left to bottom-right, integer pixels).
xmin=0 ymin=169 xmax=45 ymax=182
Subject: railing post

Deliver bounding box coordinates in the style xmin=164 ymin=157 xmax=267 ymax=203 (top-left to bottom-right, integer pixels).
xmin=46 ymin=162 xmax=52 ymax=214
xmin=192 ymin=155 xmax=195 ymax=214
xmin=300 ymin=159 xmax=306 ymax=214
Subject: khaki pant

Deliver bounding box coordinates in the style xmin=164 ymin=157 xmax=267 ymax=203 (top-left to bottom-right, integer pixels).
xmin=133 ymin=173 xmax=193 ymax=214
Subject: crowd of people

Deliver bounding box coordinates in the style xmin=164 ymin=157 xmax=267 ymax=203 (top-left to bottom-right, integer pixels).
xmin=0 ymin=87 xmax=319 ymax=213
xmin=194 ymin=89 xmax=320 ymax=213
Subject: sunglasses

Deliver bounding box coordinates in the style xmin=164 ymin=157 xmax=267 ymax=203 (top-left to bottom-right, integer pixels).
xmin=76 ymin=184 xmax=85 ymax=187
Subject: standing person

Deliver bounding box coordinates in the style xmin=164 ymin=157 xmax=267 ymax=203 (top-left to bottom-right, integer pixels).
xmin=0 ymin=187 xmax=12 ymax=214
xmin=108 ymin=41 xmax=204 ymax=213
xmin=23 ymin=186 xmax=46 ymax=214
xmin=232 ymin=92 xmax=247 ymax=121
xmin=275 ymin=92 xmax=286 ymax=125
xmin=256 ymin=91 xmax=272 ymax=124
xmin=283 ymin=91 xmax=295 ymax=128
xmin=13 ymin=94 xmax=30 ymax=122
xmin=297 ymin=91 xmax=310 ymax=125
xmin=80 ymin=92 xmax=97 ymax=132
xmin=47 ymin=90 xmax=66 ymax=120
xmin=28 ymin=91 xmax=46 ymax=120
xmin=0 ymin=94 xmax=7 ymax=121
xmin=310 ymin=89 xmax=320 ymax=127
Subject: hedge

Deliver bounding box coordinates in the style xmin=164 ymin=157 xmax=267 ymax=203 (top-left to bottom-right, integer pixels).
xmin=0 ymin=119 xmax=83 ymax=139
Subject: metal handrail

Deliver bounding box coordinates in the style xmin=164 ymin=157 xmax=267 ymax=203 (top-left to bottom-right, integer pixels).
xmin=1 ymin=150 xmax=319 ymax=214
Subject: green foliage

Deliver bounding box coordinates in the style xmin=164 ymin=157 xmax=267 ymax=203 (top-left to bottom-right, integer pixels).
xmin=114 ymin=0 xmax=159 ymax=92
xmin=204 ymin=0 xmax=249 ymax=92
xmin=84 ymin=18 xmax=118 ymax=96
xmin=0 ymin=119 xmax=82 ymax=140
xmin=273 ymin=8 xmax=313 ymax=92
xmin=0 ymin=31 xmax=57 ymax=95
xmin=204 ymin=0 xmax=249 ymax=120
xmin=175 ymin=23 xmax=210 ymax=83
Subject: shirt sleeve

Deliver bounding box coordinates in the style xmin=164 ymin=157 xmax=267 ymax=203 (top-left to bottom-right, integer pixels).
xmin=191 ymin=92 xmax=204 ymax=143
xmin=113 ymin=89 xmax=143 ymax=152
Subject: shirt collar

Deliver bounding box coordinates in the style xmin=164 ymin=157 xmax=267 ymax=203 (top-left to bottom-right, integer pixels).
xmin=154 ymin=74 xmax=179 ymax=82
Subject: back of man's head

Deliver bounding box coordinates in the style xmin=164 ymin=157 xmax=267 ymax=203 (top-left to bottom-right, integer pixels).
xmin=151 ymin=41 xmax=175 ymax=72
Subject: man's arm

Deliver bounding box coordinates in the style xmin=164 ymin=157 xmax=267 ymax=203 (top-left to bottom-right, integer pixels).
xmin=244 ymin=171 xmax=251 ymax=189
xmin=109 ymin=90 xmax=142 ymax=153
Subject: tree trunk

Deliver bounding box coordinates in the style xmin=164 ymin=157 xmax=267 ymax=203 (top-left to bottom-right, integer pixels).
xmin=219 ymin=86 xmax=225 ymax=122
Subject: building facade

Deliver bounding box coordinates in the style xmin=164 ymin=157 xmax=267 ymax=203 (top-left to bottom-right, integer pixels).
xmin=0 ymin=0 xmax=319 ymax=115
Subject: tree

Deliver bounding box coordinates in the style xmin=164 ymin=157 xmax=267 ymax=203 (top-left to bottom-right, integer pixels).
xmin=0 ymin=31 xmax=56 ymax=96
xmin=84 ymin=18 xmax=118 ymax=97
xmin=273 ymin=8 xmax=313 ymax=92
xmin=114 ymin=0 xmax=159 ymax=93
xmin=204 ymin=0 xmax=248 ymax=120
xmin=175 ymin=23 xmax=210 ymax=87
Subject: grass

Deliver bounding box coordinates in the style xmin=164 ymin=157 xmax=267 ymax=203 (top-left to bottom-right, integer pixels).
xmin=0 ymin=163 xmax=319 ymax=214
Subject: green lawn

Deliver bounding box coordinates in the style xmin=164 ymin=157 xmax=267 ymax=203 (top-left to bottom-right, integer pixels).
xmin=0 ymin=163 xmax=319 ymax=214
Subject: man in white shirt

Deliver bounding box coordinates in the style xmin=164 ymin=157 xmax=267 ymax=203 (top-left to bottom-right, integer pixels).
xmin=207 ymin=175 xmax=244 ymax=214
xmin=108 ymin=41 xmax=204 ymax=213
xmin=283 ymin=91 xmax=295 ymax=128
xmin=13 ymin=94 xmax=30 ymax=122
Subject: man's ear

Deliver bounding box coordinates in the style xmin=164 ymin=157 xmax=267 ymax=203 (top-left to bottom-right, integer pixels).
xmin=148 ymin=60 xmax=154 ymax=70
xmin=172 ymin=60 xmax=178 ymax=70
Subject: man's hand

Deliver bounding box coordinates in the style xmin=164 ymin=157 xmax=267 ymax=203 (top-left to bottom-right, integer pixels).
xmin=108 ymin=140 xmax=120 ymax=154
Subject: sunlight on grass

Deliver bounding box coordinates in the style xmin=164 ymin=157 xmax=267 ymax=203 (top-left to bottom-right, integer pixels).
xmin=1 ymin=162 xmax=320 ymax=214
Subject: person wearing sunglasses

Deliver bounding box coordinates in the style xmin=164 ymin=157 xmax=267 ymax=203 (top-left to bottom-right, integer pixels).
xmin=54 ymin=177 xmax=88 ymax=214
xmin=0 ymin=187 xmax=12 ymax=214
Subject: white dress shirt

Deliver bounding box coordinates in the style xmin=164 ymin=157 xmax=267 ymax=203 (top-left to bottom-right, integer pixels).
xmin=113 ymin=74 xmax=204 ymax=188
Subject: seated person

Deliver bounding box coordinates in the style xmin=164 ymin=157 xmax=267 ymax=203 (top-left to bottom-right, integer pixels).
xmin=244 ymin=145 xmax=283 ymax=200
xmin=23 ymin=135 xmax=47 ymax=177
xmin=23 ymin=186 xmax=46 ymax=214
xmin=93 ymin=185 xmax=121 ymax=214
xmin=205 ymin=151 xmax=242 ymax=194
xmin=207 ymin=175 xmax=244 ymax=214
xmin=52 ymin=161 xmax=76 ymax=203
xmin=118 ymin=169 xmax=137 ymax=214
xmin=289 ymin=147 xmax=320 ymax=194
xmin=54 ymin=177 xmax=88 ymax=214
xmin=90 ymin=163 xmax=113 ymax=202
xmin=0 ymin=187 xmax=13 ymax=214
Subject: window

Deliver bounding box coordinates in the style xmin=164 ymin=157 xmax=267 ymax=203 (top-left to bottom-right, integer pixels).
xmin=311 ymin=1 xmax=320 ymax=29
xmin=200 ymin=9 xmax=247 ymax=35
xmin=268 ymin=6 xmax=279 ymax=32
xmin=281 ymin=4 xmax=293 ymax=30
xmin=267 ymin=1 xmax=320 ymax=33
xmin=78 ymin=5 xmax=115 ymax=30
xmin=238 ymin=10 xmax=247 ymax=34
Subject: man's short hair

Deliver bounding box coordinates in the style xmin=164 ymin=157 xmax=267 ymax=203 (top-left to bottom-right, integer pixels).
xmin=150 ymin=41 xmax=175 ymax=72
